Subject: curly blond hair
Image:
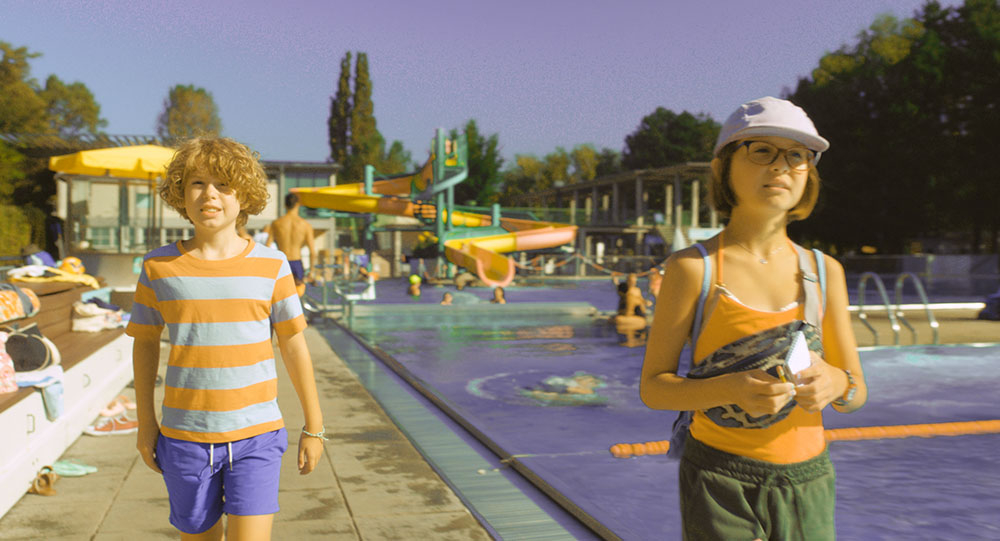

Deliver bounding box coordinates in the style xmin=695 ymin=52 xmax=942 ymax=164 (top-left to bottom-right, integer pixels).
xmin=159 ymin=137 xmax=269 ymax=228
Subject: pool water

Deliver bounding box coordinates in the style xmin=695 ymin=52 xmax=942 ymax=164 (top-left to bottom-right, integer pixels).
xmin=343 ymin=309 xmax=1000 ymax=540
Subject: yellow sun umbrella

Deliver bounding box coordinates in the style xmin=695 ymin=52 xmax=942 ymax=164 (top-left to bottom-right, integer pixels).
xmin=48 ymin=144 xmax=176 ymax=178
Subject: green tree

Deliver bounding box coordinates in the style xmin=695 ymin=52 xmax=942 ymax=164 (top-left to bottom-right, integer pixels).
xmin=39 ymin=75 xmax=107 ymax=138
xmin=0 ymin=42 xmax=47 ymax=135
xmin=789 ymin=1 xmax=1000 ymax=253
xmin=0 ymin=42 xmax=44 ymax=203
xmin=345 ymin=52 xmax=382 ymax=181
xmin=499 ymin=154 xmax=544 ymax=205
xmin=379 ymin=139 xmax=412 ymax=175
xmin=0 ymin=143 xmax=25 ymax=202
xmin=155 ymin=84 xmax=222 ymax=140
xmin=544 ymin=147 xmax=570 ymax=185
xmin=622 ymin=108 xmax=718 ymax=170
xmin=570 ymin=144 xmax=598 ymax=182
xmin=453 ymin=119 xmax=504 ymax=205
xmin=328 ymin=51 xmax=352 ymax=165
xmin=0 ymin=41 xmax=107 ymax=250
xmin=595 ymin=147 xmax=623 ymax=177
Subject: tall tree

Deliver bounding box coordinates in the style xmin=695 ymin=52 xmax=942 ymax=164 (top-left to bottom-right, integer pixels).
xmin=452 ymin=119 xmax=504 ymax=205
xmin=570 ymin=144 xmax=599 ymax=182
xmin=155 ymin=84 xmax=222 ymax=140
xmin=345 ymin=52 xmax=382 ymax=180
xmin=39 ymin=75 xmax=107 ymax=138
xmin=328 ymin=51 xmax=352 ymax=166
xmin=622 ymin=108 xmax=718 ymax=170
xmin=0 ymin=42 xmax=47 ymax=135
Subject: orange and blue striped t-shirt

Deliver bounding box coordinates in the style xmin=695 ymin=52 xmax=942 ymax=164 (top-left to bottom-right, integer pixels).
xmin=125 ymin=240 xmax=306 ymax=443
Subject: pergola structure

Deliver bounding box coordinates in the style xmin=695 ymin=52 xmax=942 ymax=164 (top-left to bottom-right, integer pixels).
xmin=510 ymin=162 xmax=719 ymax=259
xmin=0 ymin=133 xmax=166 ymax=158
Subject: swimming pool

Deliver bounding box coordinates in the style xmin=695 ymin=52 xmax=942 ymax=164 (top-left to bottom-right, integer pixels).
xmin=326 ymin=297 xmax=1000 ymax=541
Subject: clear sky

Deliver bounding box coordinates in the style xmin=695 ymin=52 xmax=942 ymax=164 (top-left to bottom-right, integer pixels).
xmin=3 ymin=0 xmax=952 ymax=166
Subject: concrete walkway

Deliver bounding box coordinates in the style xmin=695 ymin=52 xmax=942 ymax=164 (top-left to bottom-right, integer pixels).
xmin=0 ymin=328 xmax=493 ymax=540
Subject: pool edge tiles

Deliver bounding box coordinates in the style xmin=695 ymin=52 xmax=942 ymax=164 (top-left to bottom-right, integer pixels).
xmin=317 ymin=319 xmax=605 ymax=541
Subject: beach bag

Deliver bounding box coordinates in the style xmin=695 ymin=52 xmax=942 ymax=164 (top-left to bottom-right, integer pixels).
xmin=1 ymin=323 xmax=60 ymax=372
xmin=665 ymin=243 xmax=827 ymax=460
xmin=0 ymin=282 xmax=41 ymax=324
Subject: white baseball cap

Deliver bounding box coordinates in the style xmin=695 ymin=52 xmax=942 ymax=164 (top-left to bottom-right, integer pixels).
xmin=714 ymin=97 xmax=829 ymax=158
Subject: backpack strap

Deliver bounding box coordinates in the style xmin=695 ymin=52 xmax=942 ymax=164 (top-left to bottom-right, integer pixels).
xmin=795 ymin=245 xmax=828 ymax=328
xmin=813 ymin=248 xmax=827 ymax=310
xmin=688 ymin=243 xmax=711 ymax=367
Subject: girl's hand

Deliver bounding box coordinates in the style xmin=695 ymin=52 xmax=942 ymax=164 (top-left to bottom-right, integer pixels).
xmin=298 ymin=433 xmax=325 ymax=475
xmin=729 ymin=369 xmax=796 ymax=417
xmin=791 ymin=352 xmax=847 ymax=412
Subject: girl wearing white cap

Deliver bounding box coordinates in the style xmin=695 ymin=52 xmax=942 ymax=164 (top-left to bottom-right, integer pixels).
xmin=640 ymin=97 xmax=866 ymax=540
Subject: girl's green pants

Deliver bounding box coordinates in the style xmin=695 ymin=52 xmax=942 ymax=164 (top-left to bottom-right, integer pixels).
xmin=679 ymin=436 xmax=836 ymax=540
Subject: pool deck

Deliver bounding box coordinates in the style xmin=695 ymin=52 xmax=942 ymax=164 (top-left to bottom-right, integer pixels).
xmin=0 ymin=303 xmax=995 ymax=540
xmin=0 ymin=327 xmax=492 ymax=541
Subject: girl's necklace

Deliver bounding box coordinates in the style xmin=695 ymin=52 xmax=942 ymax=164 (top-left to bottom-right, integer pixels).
xmin=734 ymin=240 xmax=785 ymax=264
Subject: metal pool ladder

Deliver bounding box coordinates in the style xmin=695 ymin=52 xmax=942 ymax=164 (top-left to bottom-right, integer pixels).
xmin=894 ymin=272 xmax=940 ymax=345
xmin=856 ymin=272 xmax=939 ymax=345
xmin=856 ymin=272 xmax=899 ymax=345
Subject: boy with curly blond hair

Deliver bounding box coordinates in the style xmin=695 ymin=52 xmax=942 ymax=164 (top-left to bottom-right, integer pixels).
xmin=126 ymin=137 xmax=326 ymax=540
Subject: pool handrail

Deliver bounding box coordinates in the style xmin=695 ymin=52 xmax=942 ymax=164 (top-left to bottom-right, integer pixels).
xmin=894 ymin=272 xmax=940 ymax=345
xmin=856 ymin=272 xmax=900 ymax=345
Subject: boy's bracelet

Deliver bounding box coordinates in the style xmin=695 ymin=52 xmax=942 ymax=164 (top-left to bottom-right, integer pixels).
xmin=302 ymin=426 xmax=329 ymax=441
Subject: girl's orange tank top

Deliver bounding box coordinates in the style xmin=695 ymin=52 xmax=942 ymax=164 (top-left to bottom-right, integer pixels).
xmin=688 ymin=240 xmax=826 ymax=464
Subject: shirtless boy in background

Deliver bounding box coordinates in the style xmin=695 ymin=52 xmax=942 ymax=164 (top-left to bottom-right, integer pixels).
xmin=268 ymin=193 xmax=316 ymax=296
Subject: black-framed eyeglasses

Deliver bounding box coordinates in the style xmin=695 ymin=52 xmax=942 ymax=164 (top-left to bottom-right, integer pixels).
xmin=739 ymin=141 xmax=816 ymax=171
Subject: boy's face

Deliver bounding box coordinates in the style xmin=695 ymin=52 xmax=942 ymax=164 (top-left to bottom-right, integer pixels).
xmin=184 ymin=170 xmax=241 ymax=233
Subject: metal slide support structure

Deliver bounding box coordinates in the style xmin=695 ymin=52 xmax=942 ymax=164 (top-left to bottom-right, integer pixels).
xmin=424 ymin=128 xmax=468 ymax=279
xmin=856 ymin=272 xmax=901 ymax=345
xmin=894 ymin=272 xmax=940 ymax=345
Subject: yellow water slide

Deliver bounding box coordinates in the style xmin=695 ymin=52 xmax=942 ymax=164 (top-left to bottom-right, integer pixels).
xmin=292 ymin=159 xmax=577 ymax=286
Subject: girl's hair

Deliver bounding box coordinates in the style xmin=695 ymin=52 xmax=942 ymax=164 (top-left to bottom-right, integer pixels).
xmin=159 ymin=137 xmax=269 ymax=228
xmin=708 ymin=140 xmax=821 ymax=222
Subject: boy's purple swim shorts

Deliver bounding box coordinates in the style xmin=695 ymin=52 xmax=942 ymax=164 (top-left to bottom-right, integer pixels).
xmin=156 ymin=428 xmax=288 ymax=534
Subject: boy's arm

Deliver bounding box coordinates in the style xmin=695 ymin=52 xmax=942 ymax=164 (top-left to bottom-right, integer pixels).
xmin=277 ymin=331 xmax=325 ymax=474
xmin=132 ymin=336 xmax=163 ymax=473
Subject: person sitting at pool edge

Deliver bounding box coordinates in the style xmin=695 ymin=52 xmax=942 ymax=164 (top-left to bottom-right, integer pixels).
xmin=639 ymin=97 xmax=866 ymax=540
xmin=615 ymin=273 xmax=648 ymax=347
xmin=454 ymin=270 xmax=486 ymax=290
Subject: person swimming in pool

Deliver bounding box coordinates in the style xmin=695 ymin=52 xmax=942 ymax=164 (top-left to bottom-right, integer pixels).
xmin=407 ymin=274 xmax=422 ymax=298
xmin=640 ymin=97 xmax=867 ymax=540
xmin=490 ymin=286 xmax=506 ymax=304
